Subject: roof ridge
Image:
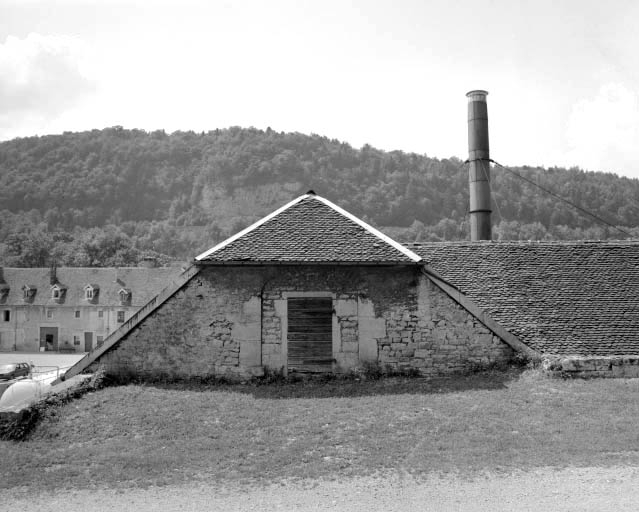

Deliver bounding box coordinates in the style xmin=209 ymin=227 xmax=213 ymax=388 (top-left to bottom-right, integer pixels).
xmin=407 ymin=239 xmax=639 ymax=247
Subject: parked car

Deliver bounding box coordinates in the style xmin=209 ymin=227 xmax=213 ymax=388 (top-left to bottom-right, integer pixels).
xmin=0 ymin=363 xmax=32 ymax=381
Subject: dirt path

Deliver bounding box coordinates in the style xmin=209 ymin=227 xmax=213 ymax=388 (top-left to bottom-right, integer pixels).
xmin=4 ymin=466 xmax=639 ymax=511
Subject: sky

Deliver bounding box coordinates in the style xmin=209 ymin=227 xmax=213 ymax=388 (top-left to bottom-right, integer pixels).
xmin=1 ymin=0 xmax=638 ymax=178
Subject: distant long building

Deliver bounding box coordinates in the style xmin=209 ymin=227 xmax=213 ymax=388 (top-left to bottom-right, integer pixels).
xmin=0 ymin=262 xmax=179 ymax=352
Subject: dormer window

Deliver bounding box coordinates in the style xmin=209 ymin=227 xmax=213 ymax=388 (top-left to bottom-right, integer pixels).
xmin=84 ymin=284 xmax=100 ymax=302
xmin=22 ymin=284 xmax=37 ymax=302
xmin=50 ymin=284 xmax=67 ymax=303
xmin=118 ymin=288 xmax=132 ymax=305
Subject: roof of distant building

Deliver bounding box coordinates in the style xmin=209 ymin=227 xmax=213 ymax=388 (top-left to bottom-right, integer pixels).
xmin=0 ymin=267 xmax=179 ymax=307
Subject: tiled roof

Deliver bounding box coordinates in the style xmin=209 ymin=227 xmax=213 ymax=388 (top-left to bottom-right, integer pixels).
xmin=196 ymin=193 xmax=421 ymax=264
xmin=0 ymin=267 xmax=179 ymax=307
xmin=411 ymin=241 xmax=639 ymax=356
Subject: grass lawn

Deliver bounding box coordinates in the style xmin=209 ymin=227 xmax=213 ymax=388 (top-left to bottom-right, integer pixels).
xmin=3 ymin=369 xmax=639 ymax=491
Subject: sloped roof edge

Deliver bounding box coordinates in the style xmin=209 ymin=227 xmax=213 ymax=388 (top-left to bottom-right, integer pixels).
xmin=423 ymin=269 xmax=538 ymax=358
xmin=195 ymin=193 xmax=422 ymax=263
xmin=313 ymin=195 xmax=422 ymax=263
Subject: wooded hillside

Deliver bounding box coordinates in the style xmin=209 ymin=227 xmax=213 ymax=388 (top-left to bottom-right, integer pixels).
xmin=1 ymin=126 xmax=638 ymax=266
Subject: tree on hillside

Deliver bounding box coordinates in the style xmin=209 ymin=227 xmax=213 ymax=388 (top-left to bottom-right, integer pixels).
xmin=1 ymin=127 xmax=639 ymax=266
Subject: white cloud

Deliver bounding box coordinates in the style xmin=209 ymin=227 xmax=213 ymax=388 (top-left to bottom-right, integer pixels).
xmin=562 ymin=83 xmax=639 ymax=176
xmin=0 ymin=33 xmax=95 ymax=139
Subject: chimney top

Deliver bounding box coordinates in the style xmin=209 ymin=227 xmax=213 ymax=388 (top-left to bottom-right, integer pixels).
xmin=466 ymin=90 xmax=488 ymax=101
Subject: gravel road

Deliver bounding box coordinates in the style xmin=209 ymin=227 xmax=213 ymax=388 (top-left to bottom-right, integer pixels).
xmin=4 ymin=466 xmax=638 ymax=511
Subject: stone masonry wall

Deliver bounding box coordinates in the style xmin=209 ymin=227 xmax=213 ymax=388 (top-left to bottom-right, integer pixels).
xmin=98 ymin=269 xmax=264 ymax=380
xmin=377 ymin=277 xmax=514 ymax=375
xmin=97 ymin=265 xmax=515 ymax=380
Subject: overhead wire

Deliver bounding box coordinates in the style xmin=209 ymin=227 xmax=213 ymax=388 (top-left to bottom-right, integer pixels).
xmin=461 ymin=158 xmax=504 ymax=238
xmin=458 ymin=206 xmax=469 ymax=240
xmin=488 ymin=159 xmax=634 ymax=238
xmin=476 ymin=159 xmax=504 ymax=224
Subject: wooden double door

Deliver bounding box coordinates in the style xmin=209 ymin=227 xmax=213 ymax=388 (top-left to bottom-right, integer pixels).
xmin=287 ymin=297 xmax=333 ymax=373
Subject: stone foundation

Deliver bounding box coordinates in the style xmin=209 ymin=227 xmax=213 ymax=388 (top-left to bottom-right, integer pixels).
xmin=543 ymin=355 xmax=639 ymax=378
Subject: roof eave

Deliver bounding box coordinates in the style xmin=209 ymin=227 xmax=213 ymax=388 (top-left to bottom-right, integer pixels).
xmin=196 ymin=260 xmax=424 ymax=267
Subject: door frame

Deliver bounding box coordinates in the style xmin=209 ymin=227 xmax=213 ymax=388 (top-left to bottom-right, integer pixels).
xmin=280 ymin=291 xmax=339 ymax=375
xmin=39 ymin=326 xmax=59 ymax=351
xmin=84 ymin=331 xmax=94 ymax=352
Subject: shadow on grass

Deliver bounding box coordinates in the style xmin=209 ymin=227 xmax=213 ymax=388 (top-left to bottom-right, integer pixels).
xmin=133 ymin=367 xmax=525 ymax=399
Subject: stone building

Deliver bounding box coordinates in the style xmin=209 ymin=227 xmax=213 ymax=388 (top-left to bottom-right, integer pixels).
xmin=0 ymin=266 xmax=178 ymax=352
xmin=61 ymin=192 xmax=639 ymax=382
xmin=65 ymin=193 xmax=527 ymax=380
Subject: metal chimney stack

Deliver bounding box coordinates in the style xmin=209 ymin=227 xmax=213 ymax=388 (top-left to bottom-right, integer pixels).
xmin=466 ymin=90 xmax=492 ymax=241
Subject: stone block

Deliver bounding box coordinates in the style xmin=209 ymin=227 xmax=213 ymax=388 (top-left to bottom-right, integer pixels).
xmin=232 ymin=321 xmax=260 ymax=342
xmin=611 ymin=365 xmax=625 ymax=378
xmin=625 ymin=366 xmax=639 ymax=377
xmin=476 ymin=333 xmax=493 ymax=345
xmin=561 ymin=358 xmax=578 ymax=372
xmin=336 ymin=299 xmax=358 ymax=317
xmin=341 ymin=341 xmax=359 ymax=353
xmin=241 ymin=296 xmax=261 ymax=322
xmin=239 ymin=339 xmax=261 ymax=366
xmin=262 ymin=343 xmax=281 ymax=355
xmin=594 ymin=359 xmax=612 ymax=371
xmin=336 ymin=353 xmax=358 ymax=370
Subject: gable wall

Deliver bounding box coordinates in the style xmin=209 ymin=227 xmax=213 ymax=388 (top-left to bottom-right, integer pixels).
xmin=97 ymin=266 xmax=514 ymax=380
